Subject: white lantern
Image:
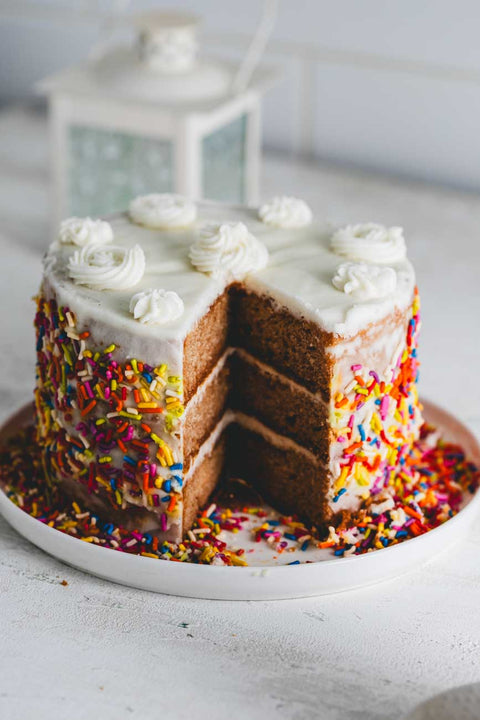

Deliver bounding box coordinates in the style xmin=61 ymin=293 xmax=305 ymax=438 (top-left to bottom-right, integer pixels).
xmin=39 ymin=10 xmax=277 ymax=225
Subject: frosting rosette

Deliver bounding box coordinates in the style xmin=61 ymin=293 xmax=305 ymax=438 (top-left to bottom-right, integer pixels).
xmin=129 ymin=288 xmax=184 ymax=325
xmin=330 ymin=223 xmax=406 ymax=264
xmin=189 ymin=222 xmax=268 ymax=279
xmin=129 ymin=193 xmax=197 ymax=229
xmin=68 ymin=244 xmax=146 ymax=290
xmin=58 ymin=217 xmax=114 ymax=247
xmin=259 ymin=196 xmax=313 ymax=228
xmin=332 ymin=261 xmax=397 ymax=300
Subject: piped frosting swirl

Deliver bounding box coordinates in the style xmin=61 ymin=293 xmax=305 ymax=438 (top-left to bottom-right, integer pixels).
xmin=129 ymin=288 xmax=184 ymax=325
xmin=129 ymin=193 xmax=197 ymax=229
xmin=68 ymin=244 xmax=146 ymax=290
xmin=330 ymin=223 xmax=406 ymax=264
xmin=332 ymin=261 xmax=397 ymax=300
xmin=59 ymin=217 xmax=113 ymax=247
xmin=189 ymin=222 xmax=268 ymax=279
xmin=259 ymin=196 xmax=313 ymax=228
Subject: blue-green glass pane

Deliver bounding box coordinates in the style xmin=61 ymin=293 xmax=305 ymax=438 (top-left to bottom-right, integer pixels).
xmin=202 ymin=114 xmax=247 ymax=204
xmin=68 ymin=126 xmax=174 ymax=217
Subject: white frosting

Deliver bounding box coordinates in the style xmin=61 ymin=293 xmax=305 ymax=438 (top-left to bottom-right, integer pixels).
xmin=129 ymin=288 xmax=184 ymax=325
xmin=189 ymin=222 xmax=269 ymax=279
xmin=68 ymin=244 xmax=146 ymax=290
xmin=129 ymin=194 xmax=197 ymax=229
xmin=330 ymin=223 xmax=406 ymax=264
xmin=259 ymin=196 xmax=313 ymax=228
xmin=332 ymin=262 xmax=397 ymax=300
xmin=58 ymin=217 xmax=113 ymax=247
xmin=44 ymin=202 xmax=415 ymax=369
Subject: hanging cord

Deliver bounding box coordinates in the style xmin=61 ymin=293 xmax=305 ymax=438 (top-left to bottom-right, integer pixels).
xmin=231 ymin=0 xmax=279 ymax=95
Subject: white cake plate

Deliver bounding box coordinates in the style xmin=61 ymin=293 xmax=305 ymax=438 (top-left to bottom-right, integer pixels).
xmin=0 ymin=400 xmax=479 ymax=600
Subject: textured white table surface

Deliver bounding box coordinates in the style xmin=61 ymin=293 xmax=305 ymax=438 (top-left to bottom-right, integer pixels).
xmin=0 ymin=107 xmax=479 ymax=720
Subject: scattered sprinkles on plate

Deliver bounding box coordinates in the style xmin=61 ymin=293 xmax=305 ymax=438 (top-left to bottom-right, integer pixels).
xmin=0 ymin=421 xmax=477 ymax=565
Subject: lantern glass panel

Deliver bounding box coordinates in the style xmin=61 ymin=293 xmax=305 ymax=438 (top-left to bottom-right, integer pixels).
xmin=202 ymin=113 xmax=247 ymax=204
xmin=68 ymin=125 xmax=174 ymax=216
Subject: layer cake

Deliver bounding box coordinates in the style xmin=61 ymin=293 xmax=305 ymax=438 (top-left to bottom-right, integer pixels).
xmin=34 ymin=195 xmax=422 ymax=542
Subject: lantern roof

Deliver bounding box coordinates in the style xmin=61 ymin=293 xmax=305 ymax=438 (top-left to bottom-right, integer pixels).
xmin=38 ymin=10 xmax=279 ymax=111
xmin=38 ymin=57 xmax=277 ymax=111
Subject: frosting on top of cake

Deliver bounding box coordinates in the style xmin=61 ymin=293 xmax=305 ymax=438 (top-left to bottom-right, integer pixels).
xmin=258 ymin=196 xmax=313 ymax=229
xmin=68 ymin=243 xmax=146 ymax=290
xmin=59 ymin=216 xmax=114 ymax=247
xmin=129 ymin=288 xmax=184 ymax=325
xmin=189 ymin=221 xmax=269 ymax=279
xmin=330 ymin=222 xmax=406 ymax=264
xmin=331 ymin=262 xmax=397 ymax=300
xmin=44 ymin=202 xmax=415 ymax=358
xmin=129 ymin=193 xmax=197 ymax=229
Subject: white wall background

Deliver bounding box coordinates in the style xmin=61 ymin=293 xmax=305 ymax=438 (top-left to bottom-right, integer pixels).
xmin=2 ymin=0 xmax=480 ymax=190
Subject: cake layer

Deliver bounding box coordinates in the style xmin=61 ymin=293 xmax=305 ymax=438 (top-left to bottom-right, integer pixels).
xmin=227 ymin=416 xmax=331 ymax=528
xmin=183 ymin=432 xmax=227 ymax=531
xmin=188 ymin=408 xmax=333 ymax=531
xmin=184 ymin=280 xmax=335 ymax=403
xmin=183 ymin=290 xmax=230 ymax=403
xmin=229 ymin=349 xmax=330 ymax=461
xmin=183 ymin=350 xmax=231 ymax=472
xmin=230 ymin=285 xmax=333 ymax=401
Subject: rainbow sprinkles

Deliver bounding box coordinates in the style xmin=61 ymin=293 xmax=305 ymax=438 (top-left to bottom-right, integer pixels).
xmin=330 ymin=289 xmax=422 ymax=508
xmin=34 ymin=295 xmax=186 ymax=536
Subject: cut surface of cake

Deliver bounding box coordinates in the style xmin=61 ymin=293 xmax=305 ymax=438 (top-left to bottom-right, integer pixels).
xmin=34 ymin=195 xmax=422 ymax=542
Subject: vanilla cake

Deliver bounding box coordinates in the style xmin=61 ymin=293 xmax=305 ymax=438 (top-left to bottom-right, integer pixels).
xmin=34 ymin=195 xmax=422 ymax=541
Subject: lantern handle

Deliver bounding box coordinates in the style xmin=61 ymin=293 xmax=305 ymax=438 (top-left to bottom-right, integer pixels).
xmin=231 ymin=0 xmax=279 ymax=95
xmin=87 ymin=0 xmax=132 ymax=65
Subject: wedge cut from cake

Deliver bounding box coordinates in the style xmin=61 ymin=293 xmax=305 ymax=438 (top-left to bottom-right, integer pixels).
xmin=34 ymin=196 xmax=422 ymax=542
